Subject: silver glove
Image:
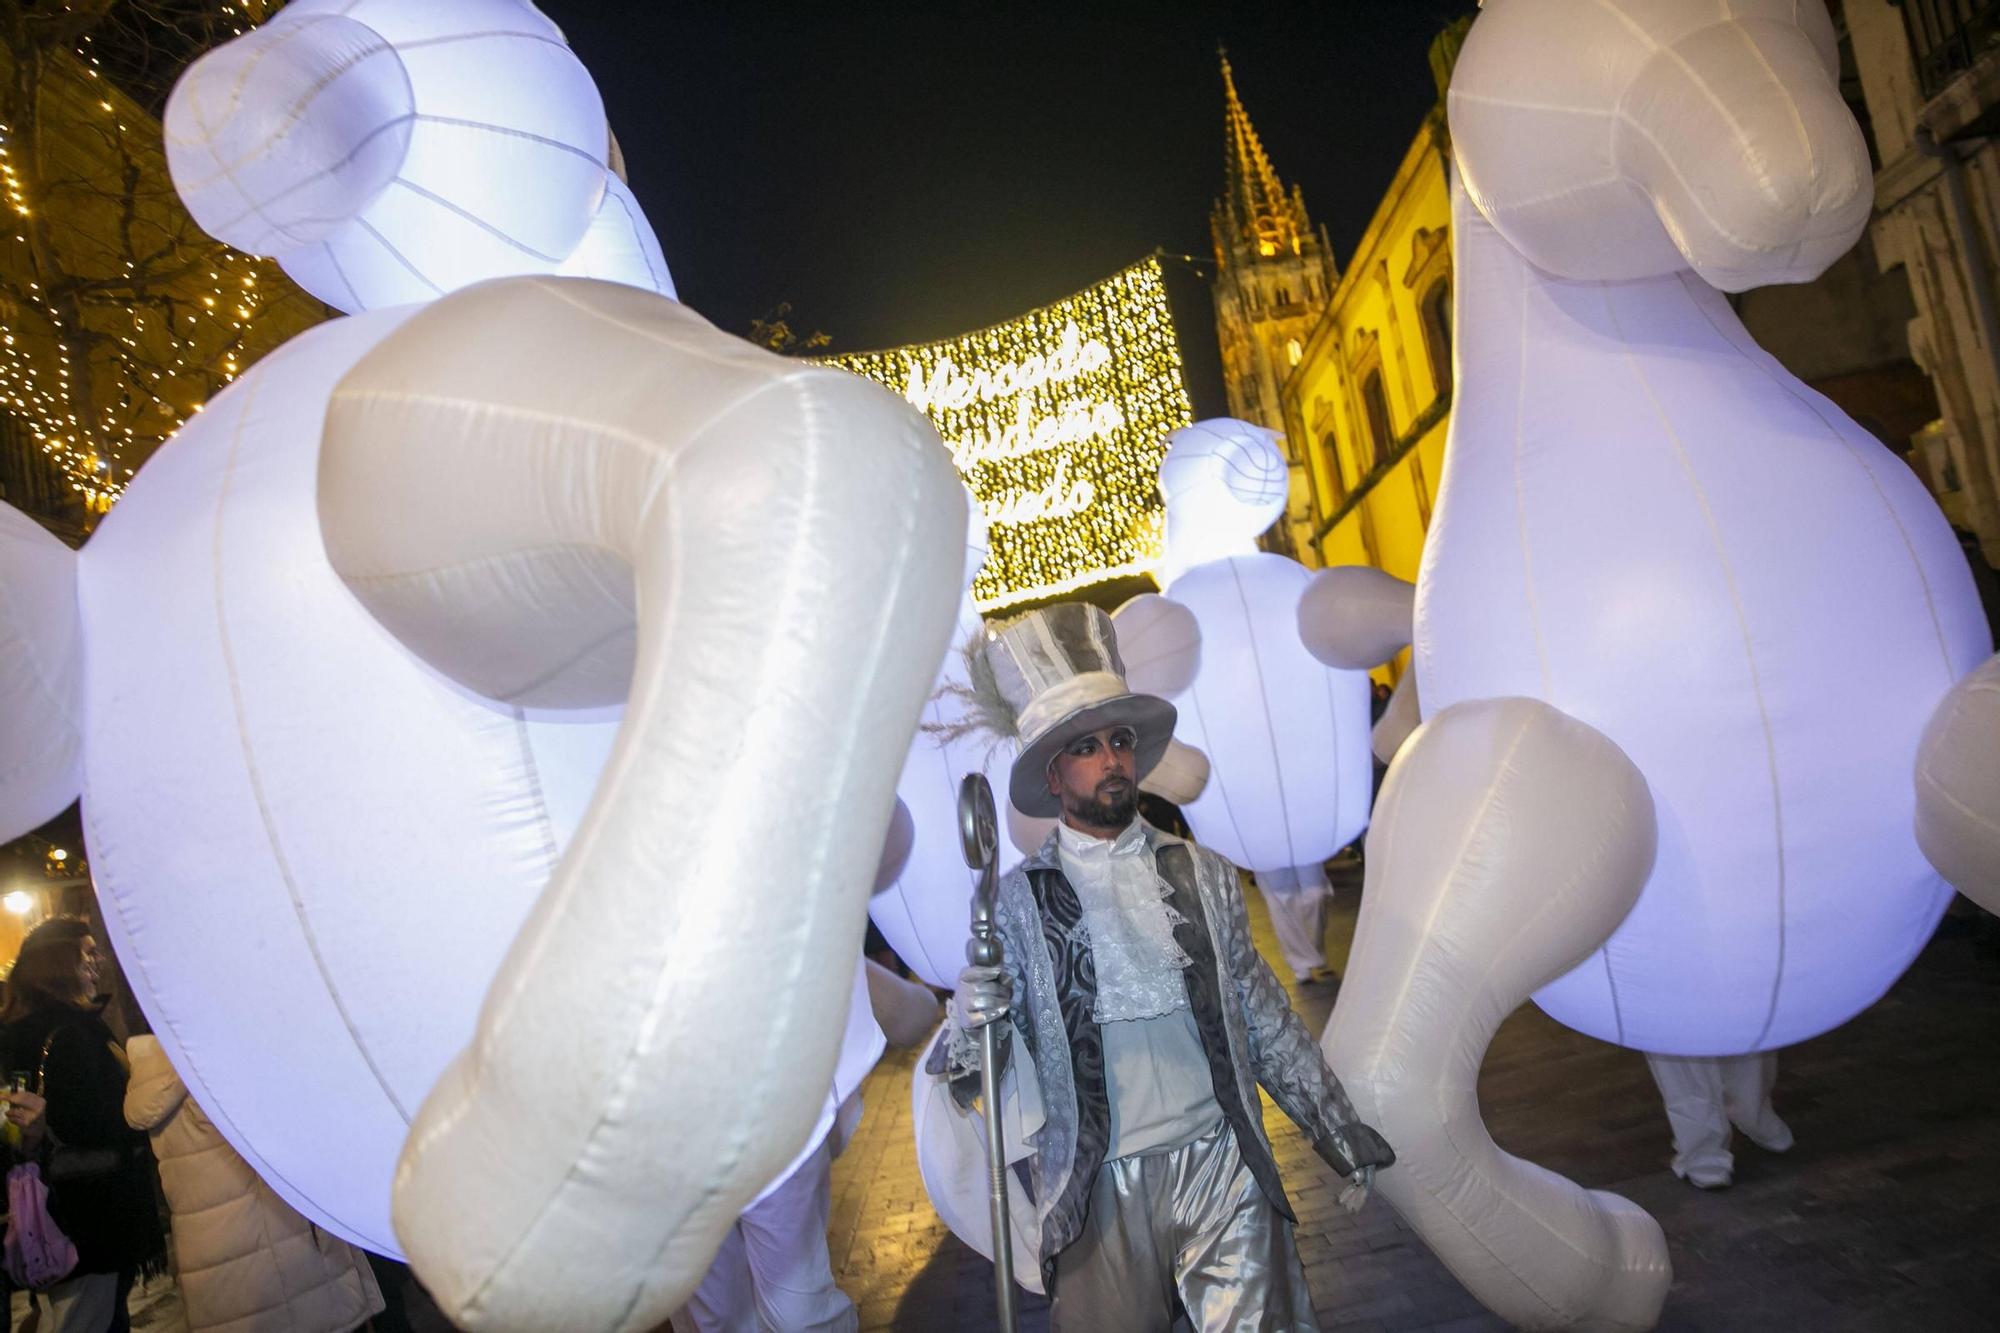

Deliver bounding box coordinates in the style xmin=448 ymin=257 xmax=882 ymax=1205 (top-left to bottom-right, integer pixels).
xmin=954 ymin=963 xmax=1012 ymax=1030
xmin=1339 ymin=1164 xmax=1375 ymax=1214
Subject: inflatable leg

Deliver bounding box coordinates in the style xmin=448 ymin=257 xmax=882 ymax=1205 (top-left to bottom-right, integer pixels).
xmin=1915 ymin=654 xmax=2000 ymax=914
xmin=318 ymin=275 xmax=965 ymax=1331
xmin=1324 ymin=697 xmax=1670 ymax=1332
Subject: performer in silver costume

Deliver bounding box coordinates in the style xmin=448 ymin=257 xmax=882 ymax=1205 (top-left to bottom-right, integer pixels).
xmin=930 ymin=602 xmax=1394 ymax=1331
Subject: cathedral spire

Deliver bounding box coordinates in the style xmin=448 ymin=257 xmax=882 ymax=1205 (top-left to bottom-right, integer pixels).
xmin=1217 ymin=48 xmax=1304 ymax=261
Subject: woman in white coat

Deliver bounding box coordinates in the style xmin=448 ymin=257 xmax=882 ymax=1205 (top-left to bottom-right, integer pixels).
xmin=122 ymin=1035 xmax=384 ymax=1333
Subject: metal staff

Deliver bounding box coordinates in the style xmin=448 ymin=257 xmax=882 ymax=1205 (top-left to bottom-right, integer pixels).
xmin=958 ymin=772 xmax=1018 ymax=1332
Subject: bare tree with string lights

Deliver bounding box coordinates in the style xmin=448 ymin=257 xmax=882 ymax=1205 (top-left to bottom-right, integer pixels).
xmin=0 ymin=0 xmax=325 ymax=539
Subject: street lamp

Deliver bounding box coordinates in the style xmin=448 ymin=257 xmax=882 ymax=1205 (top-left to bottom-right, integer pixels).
xmin=3 ymin=891 xmax=34 ymax=916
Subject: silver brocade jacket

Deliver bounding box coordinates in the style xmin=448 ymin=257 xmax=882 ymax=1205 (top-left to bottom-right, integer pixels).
xmin=927 ymin=823 xmax=1394 ymax=1286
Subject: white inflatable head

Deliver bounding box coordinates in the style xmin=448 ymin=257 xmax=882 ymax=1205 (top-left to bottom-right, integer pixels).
xmin=1159 ymin=418 xmax=1287 ymax=578
xmin=1449 ymin=0 xmax=1870 ymax=291
xmin=166 ymin=0 xmax=629 ymax=312
xmin=164 ymin=11 xmax=415 ymax=255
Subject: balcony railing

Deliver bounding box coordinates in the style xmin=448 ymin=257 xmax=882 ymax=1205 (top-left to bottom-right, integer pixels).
xmin=1900 ymin=0 xmax=2000 ymax=100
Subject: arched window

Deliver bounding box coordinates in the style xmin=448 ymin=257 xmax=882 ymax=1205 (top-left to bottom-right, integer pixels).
xmin=1275 ymin=285 xmax=1293 ymax=307
xmin=1359 ymin=368 xmax=1394 ymax=475
xmin=1321 ymin=432 xmax=1348 ymax=501
xmin=1420 ymin=278 xmax=1453 ymax=399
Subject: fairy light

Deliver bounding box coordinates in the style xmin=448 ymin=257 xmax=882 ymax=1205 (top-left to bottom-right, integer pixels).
xmin=0 ymin=3 xmax=290 ymax=514
xmin=829 ymin=259 xmax=1194 ymax=611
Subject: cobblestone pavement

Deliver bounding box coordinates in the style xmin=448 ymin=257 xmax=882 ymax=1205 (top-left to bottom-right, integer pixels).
xmin=825 ymin=866 xmax=2000 ymax=1332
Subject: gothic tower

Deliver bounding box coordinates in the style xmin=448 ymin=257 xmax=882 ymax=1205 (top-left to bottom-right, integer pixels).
xmin=1210 ymin=53 xmax=1336 ymax=435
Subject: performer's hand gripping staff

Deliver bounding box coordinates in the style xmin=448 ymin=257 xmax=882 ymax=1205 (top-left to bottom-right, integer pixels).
xmin=955 ymin=773 xmax=1018 ymax=1333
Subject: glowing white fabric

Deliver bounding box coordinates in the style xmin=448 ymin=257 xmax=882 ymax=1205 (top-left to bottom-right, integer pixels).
xmin=1298 ymin=566 xmax=1415 ymax=673
xmin=1129 ymin=422 xmax=1375 ymax=877
xmin=1449 ymin=0 xmax=1870 ymax=291
xmin=0 ymin=504 xmax=81 ymax=833
xmin=1915 ymin=656 xmax=2000 ymax=914
xmin=1156 ymin=419 xmax=1288 ymax=585
xmin=165 ymin=0 xmax=616 ymax=314
xmin=557 ymin=176 xmax=678 ymax=299
xmin=868 ymin=515 xmax=1018 ymax=989
xmin=1110 ymin=593 xmax=1201 ymax=696
xmin=748 ymin=961 xmax=885 ymax=1210
xmin=164 ymin=11 xmax=415 ymax=256
xmin=1421 ymin=173 xmax=1987 ymax=1055
xmin=77 ymin=307 xmax=613 ymax=1262
xmin=1325 ymin=4 xmax=1994 ymax=1328
xmin=1160 ymin=554 xmax=1373 ymax=875
xmin=1327 ymin=699 xmax=1670 ymax=1331
xmin=315 ymin=277 xmax=962 ymax=1330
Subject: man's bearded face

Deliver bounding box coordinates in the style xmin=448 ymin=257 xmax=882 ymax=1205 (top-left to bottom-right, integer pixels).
xmin=1048 ymin=724 xmax=1140 ymax=832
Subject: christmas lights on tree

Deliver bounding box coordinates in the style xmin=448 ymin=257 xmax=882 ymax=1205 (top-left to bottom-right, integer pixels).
xmin=0 ymin=3 xmax=301 ymax=518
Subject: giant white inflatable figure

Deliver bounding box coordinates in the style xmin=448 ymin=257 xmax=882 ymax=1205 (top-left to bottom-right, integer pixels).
xmin=0 ymin=6 xmax=965 ymax=1332
xmin=1313 ymin=3 xmax=2000 ymax=1328
xmin=1119 ymin=419 xmax=1375 ymax=982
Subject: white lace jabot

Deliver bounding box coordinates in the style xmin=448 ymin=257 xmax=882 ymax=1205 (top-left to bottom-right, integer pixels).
xmin=1056 ymin=820 xmax=1192 ymax=1023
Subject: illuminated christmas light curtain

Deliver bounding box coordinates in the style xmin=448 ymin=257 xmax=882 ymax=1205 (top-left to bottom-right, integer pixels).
xmin=829 ymin=259 xmax=1194 ymax=610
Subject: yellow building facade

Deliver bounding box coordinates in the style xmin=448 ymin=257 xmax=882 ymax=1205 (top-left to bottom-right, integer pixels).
xmin=1278 ymin=106 xmax=1453 ymax=592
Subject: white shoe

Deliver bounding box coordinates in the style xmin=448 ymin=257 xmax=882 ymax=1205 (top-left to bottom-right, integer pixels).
xmin=1739 ymin=1116 xmax=1794 ymax=1154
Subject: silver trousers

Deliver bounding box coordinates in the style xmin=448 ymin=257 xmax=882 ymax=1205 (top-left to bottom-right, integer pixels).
xmin=1051 ymin=1124 xmax=1320 ymax=1333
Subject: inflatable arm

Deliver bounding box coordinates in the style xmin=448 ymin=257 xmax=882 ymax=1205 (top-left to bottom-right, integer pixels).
xmin=1915 ymin=654 xmax=2000 ymax=914
xmin=317 ymin=275 xmax=965 ymax=1331
xmin=1111 ymin=592 xmax=1201 ymax=697
xmin=1298 ymin=565 xmax=1414 ymax=671
xmin=0 ymin=504 xmax=82 ymax=836
xmin=1298 ymin=566 xmax=1420 ymax=764
xmin=1325 ymin=698 xmax=1669 ymax=1331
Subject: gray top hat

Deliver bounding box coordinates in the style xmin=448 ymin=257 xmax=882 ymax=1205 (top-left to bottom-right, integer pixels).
xmin=979 ymin=603 xmax=1177 ymax=818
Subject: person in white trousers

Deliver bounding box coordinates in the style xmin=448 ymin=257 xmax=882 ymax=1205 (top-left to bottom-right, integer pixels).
xmin=680 ymin=1134 xmax=853 ymax=1333
xmin=1643 ymin=1052 xmax=1794 ymax=1189
xmin=1249 ymin=865 xmax=1335 ymax=985
xmin=679 ymin=962 xmax=941 ymax=1332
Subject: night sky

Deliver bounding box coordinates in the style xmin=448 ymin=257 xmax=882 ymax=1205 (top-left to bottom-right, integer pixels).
xmin=540 ymin=2 xmax=1477 ymax=417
